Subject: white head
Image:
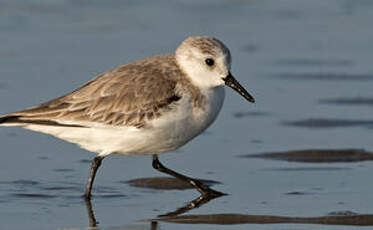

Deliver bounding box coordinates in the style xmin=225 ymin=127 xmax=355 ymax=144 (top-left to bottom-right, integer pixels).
xmin=175 ymin=36 xmax=255 ymax=103
xmin=175 ymin=36 xmax=231 ymax=88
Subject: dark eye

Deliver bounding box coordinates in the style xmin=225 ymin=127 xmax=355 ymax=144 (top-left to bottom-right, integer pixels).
xmin=205 ymin=58 xmax=214 ymax=66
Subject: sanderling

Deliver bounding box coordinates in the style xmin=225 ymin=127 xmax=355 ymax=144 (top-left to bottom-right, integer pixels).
xmin=0 ymin=36 xmax=255 ymax=199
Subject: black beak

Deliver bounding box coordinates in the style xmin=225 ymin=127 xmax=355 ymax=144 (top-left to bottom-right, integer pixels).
xmin=223 ymin=72 xmax=255 ymax=103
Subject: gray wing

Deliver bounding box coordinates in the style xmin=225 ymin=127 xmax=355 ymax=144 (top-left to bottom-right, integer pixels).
xmin=0 ymin=54 xmax=182 ymax=128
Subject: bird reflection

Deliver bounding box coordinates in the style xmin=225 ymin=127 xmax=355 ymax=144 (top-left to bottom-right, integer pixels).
xmin=84 ymin=195 xmax=373 ymax=228
xmin=84 ymin=192 xmax=224 ymax=228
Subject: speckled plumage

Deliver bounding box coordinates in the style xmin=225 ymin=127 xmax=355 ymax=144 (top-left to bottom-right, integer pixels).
xmin=0 ymin=54 xmax=206 ymax=128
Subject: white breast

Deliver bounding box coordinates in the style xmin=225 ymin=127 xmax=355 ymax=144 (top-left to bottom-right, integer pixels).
xmin=133 ymin=85 xmax=226 ymax=154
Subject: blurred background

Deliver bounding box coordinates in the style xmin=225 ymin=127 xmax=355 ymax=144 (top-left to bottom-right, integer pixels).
xmin=1 ymin=1 xmax=373 ymax=229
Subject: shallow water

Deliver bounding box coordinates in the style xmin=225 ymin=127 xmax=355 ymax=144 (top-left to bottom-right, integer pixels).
xmin=1 ymin=0 xmax=373 ymax=229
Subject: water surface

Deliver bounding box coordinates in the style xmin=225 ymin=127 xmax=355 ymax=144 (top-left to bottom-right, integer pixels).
xmin=1 ymin=0 xmax=373 ymax=229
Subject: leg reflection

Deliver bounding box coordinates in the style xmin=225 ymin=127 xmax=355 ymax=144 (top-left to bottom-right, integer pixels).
xmin=158 ymin=192 xmax=225 ymax=217
xmin=83 ymin=192 xmax=223 ymax=228
xmin=85 ymin=198 xmax=98 ymax=228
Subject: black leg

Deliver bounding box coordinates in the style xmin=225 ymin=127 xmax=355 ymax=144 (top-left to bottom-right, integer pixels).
xmin=152 ymin=154 xmax=225 ymax=197
xmin=84 ymin=156 xmax=105 ymax=200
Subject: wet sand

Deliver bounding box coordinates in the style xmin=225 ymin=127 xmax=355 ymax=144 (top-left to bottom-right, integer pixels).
xmin=1 ymin=0 xmax=373 ymax=229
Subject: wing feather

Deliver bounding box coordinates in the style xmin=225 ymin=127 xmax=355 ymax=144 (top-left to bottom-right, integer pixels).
xmin=1 ymin=54 xmax=183 ymax=128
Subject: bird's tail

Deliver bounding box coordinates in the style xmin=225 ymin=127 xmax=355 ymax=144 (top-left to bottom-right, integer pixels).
xmin=0 ymin=115 xmax=22 ymax=126
xmin=0 ymin=114 xmax=86 ymax=127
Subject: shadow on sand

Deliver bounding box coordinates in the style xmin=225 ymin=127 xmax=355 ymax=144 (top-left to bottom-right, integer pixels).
xmin=243 ymin=148 xmax=373 ymax=163
xmin=124 ymin=177 xmax=220 ymax=190
xmin=152 ymin=212 xmax=373 ymax=226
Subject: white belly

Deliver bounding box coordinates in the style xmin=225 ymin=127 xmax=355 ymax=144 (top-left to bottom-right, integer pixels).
xmin=19 ymin=87 xmax=226 ymax=156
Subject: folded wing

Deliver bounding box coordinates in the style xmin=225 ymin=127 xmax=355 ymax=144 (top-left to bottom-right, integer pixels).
xmin=0 ymin=54 xmax=182 ymax=128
